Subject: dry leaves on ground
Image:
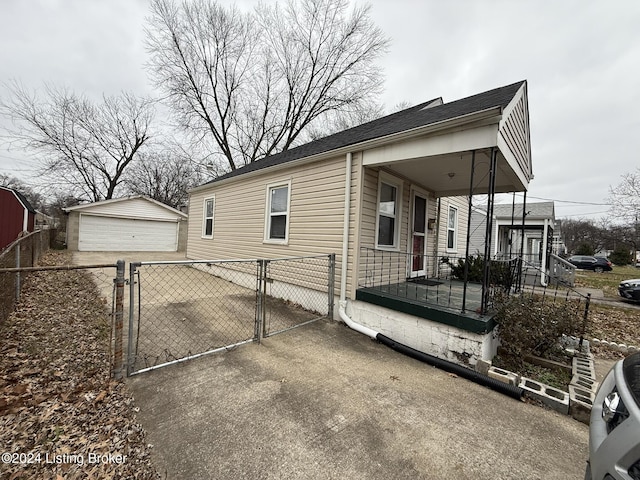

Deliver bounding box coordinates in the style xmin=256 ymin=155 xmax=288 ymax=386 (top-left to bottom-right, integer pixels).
xmin=588 ymin=303 xmax=640 ymax=359
xmin=0 ymin=251 xmax=159 ymax=480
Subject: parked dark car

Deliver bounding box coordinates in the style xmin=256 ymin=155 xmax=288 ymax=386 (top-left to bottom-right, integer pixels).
xmin=619 ymin=279 xmax=640 ymax=303
xmin=567 ymin=256 xmax=613 ymax=273
xmin=585 ymin=352 xmax=640 ymax=479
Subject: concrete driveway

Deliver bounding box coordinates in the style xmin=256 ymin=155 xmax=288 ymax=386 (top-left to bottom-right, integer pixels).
xmin=128 ymin=319 xmax=588 ymax=480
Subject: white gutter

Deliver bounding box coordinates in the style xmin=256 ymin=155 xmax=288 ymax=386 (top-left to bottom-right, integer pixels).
xmin=338 ymin=152 xmax=378 ymax=339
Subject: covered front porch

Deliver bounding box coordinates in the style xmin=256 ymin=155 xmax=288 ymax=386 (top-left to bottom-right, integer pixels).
xmin=347 ymin=82 xmax=533 ymax=362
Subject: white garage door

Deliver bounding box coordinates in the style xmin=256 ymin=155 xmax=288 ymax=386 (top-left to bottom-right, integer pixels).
xmin=79 ymin=215 xmax=178 ymax=251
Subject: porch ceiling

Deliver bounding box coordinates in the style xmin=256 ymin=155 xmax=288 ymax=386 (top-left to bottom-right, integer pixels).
xmin=372 ymin=148 xmax=525 ymax=197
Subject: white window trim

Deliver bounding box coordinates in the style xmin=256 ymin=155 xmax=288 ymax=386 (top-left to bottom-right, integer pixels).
xmin=374 ymin=172 xmax=403 ymax=251
xmin=201 ymin=196 xmax=215 ymax=239
xmin=263 ymin=180 xmax=291 ymax=245
xmin=446 ymin=205 xmax=458 ymax=252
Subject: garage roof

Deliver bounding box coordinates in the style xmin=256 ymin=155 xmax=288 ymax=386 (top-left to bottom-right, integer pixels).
xmin=64 ymin=196 xmax=187 ymax=221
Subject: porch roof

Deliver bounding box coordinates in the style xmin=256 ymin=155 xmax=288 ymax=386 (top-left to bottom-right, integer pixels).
xmin=194 ymin=80 xmax=531 ymax=194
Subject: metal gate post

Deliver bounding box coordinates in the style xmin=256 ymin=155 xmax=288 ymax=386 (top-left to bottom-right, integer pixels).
xmin=255 ymin=260 xmax=265 ymax=343
xmin=15 ymin=246 xmax=21 ymax=302
xmin=328 ymin=254 xmax=336 ymax=319
xmin=127 ymin=262 xmax=138 ymax=376
xmin=113 ymin=260 xmax=125 ymax=380
xmin=261 ymin=260 xmax=269 ymax=338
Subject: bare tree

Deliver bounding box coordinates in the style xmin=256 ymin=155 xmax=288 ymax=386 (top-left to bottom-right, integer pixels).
xmin=560 ymin=218 xmax=608 ymax=254
xmin=0 ymin=82 xmax=155 ymax=202
xmin=146 ymin=0 xmax=389 ymax=172
xmin=608 ymin=167 xmax=640 ymax=225
xmin=0 ymin=173 xmax=44 ymax=210
xmin=124 ymin=149 xmax=203 ymax=209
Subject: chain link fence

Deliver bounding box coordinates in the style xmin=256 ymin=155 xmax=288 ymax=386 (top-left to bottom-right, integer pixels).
xmin=0 ymin=259 xmax=125 ymax=378
xmin=0 ymin=230 xmax=54 ymax=324
xmin=127 ymin=255 xmax=335 ymax=375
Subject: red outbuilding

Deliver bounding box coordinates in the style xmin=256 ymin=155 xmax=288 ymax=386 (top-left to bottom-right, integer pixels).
xmin=0 ymin=186 xmax=36 ymax=250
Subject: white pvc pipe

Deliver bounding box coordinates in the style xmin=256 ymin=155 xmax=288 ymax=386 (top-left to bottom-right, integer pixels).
xmin=339 ymin=300 xmax=378 ymax=339
xmin=338 ymin=152 xmax=379 ymax=340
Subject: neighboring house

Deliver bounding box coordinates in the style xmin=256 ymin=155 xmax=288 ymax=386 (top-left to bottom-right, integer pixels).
xmin=470 ymin=201 xmax=574 ymax=286
xmin=187 ymin=81 xmax=533 ymax=365
xmin=35 ymin=211 xmax=58 ymax=230
xmin=0 ymin=186 xmax=36 ymax=250
xmin=64 ymin=196 xmax=188 ymax=252
xmin=470 ymin=201 xmax=556 ymax=265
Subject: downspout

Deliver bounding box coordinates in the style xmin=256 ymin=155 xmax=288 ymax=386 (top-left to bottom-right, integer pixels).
xmin=338 ymin=152 xmax=377 ymax=339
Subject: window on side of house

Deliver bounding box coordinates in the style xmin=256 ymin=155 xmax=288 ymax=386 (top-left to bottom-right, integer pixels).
xmin=447 ymin=205 xmax=457 ymax=251
xmin=376 ymin=178 xmax=401 ymax=249
xmin=202 ymin=197 xmax=215 ymax=238
xmin=265 ymin=182 xmax=290 ymax=243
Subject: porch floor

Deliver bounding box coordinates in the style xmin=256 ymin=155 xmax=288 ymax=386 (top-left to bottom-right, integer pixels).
xmin=356 ymin=279 xmax=497 ymax=334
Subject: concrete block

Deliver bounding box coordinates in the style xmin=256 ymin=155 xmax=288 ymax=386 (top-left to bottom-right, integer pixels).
xmin=570 ymin=374 xmax=599 ymax=393
xmin=569 ymin=385 xmax=595 ymax=425
xmin=572 ymin=357 xmax=595 ymax=379
xmin=475 ymin=359 xmax=491 ymax=376
xmin=519 ymin=377 xmax=570 ymax=415
xmin=488 ymin=366 xmax=519 ymax=386
xmin=574 ymin=351 xmax=595 ymax=361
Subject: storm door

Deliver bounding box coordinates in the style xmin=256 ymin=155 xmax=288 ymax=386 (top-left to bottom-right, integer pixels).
xmin=410 ymin=193 xmax=428 ymax=277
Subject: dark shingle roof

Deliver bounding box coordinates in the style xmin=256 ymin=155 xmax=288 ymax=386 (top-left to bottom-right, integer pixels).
xmin=493 ymin=202 xmax=555 ymax=220
xmin=204 ymin=80 xmax=526 ymax=186
xmin=0 ymin=186 xmax=36 ymax=213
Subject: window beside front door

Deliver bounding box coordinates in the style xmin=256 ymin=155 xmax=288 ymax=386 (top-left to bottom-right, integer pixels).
xmin=447 ymin=205 xmax=457 ymax=251
xmin=376 ymin=177 xmax=402 ymax=249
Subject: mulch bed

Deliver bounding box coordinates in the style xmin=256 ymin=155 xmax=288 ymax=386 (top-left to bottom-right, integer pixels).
xmin=0 ymin=251 xmax=158 ymax=480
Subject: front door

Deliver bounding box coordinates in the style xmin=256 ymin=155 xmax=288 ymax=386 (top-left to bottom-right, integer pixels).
xmin=410 ymin=193 xmax=428 ymax=277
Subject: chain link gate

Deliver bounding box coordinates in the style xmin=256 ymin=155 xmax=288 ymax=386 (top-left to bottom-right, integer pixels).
xmin=126 ymin=255 xmax=334 ymax=375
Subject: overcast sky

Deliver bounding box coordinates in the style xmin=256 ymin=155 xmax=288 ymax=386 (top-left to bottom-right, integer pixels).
xmin=1 ymin=0 xmax=639 ymax=220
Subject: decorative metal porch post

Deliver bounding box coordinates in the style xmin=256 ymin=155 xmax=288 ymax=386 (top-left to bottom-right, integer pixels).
xmin=480 ymin=148 xmax=498 ymax=315
xmin=461 ymin=150 xmax=476 ymax=313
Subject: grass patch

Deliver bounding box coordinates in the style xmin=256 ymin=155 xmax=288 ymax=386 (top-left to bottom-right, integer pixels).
xmin=574 ymin=265 xmax=639 ymax=297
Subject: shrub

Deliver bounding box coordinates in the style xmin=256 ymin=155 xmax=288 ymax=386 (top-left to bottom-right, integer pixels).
xmin=443 ymin=254 xmax=515 ymax=288
xmin=575 ymin=243 xmax=595 ymax=255
xmin=493 ymin=291 xmax=584 ymax=368
xmin=609 ymin=245 xmax=633 ymax=266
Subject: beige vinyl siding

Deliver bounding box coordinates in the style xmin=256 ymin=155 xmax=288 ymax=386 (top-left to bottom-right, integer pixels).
xmin=188 ymin=155 xmax=348 ymax=295
xmin=356 ymin=167 xmax=438 ymax=290
xmin=437 ymin=196 xmax=469 ymax=257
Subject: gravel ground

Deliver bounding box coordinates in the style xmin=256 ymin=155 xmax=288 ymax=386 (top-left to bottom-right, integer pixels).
xmin=0 ymin=251 xmax=158 ymax=480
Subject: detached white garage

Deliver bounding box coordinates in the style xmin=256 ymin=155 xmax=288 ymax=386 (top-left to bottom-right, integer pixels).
xmin=65 ymin=196 xmax=188 ymax=252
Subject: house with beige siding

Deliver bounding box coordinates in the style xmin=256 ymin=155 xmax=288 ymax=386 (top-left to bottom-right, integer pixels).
xmin=187 ymin=81 xmax=533 ymax=366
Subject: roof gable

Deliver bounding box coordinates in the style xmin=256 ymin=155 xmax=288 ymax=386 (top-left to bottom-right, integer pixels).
xmin=0 ymin=186 xmax=36 ymax=213
xmin=201 ymin=81 xmax=527 ymax=187
xmin=64 ymin=196 xmax=187 ymax=220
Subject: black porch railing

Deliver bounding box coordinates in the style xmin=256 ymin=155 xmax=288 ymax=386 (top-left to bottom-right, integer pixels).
xmin=358 ymin=247 xmax=518 ymax=315
xmin=358 ymin=247 xmax=591 ymax=341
